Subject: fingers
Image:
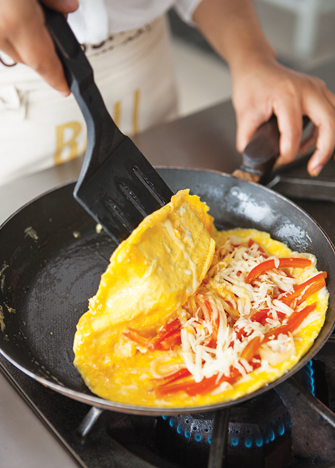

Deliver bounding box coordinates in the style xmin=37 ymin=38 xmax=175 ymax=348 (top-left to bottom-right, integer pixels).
xmin=273 ymin=97 xmax=303 ymax=167
xmin=307 ymin=118 xmax=335 ymax=176
xmin=302 ymin=87 xmax=335 ymax=176
xmin=324 ymin=87 xmax=335 ymax=109
xmin=0 ymin=0 xmax=79 ymax=96
xmin=234 ymin=66 xmax=335 ymax=177
xmin=299 ymin=125 xmax=318 ymax=155
xmin=0 ymin=38 xmax=22 ymax=63
xmin=275 ymin=76 xmax=335 ymax=175
xmin=14 ymin=3 xmax=70 ymax=95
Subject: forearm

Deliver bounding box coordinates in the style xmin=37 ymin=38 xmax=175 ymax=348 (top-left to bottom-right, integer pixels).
xmin=192 ymin=0 xmax=335 ymax=176
xmin=192 ymin=0 xmax=276 ymax=73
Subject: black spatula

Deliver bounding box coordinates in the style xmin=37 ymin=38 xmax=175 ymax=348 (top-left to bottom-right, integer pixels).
xmin=42 ymin=6 xmax=286 ymax=246
xmin=42 ymin=6 xmax=174 ymax=243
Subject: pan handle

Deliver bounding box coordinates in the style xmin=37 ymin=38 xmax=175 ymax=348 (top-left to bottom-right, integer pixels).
xmin=233 ymin=115 xmax=310 ymax=183
xmin=276 ymin=376 xmax=335 ymax=429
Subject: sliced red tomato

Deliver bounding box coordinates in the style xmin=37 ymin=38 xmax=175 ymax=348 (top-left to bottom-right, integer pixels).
xmin=123 ymin=329 xmax=150 ymax=346
xmin=238 ymin=303 xmax=317 ymax=360
xmin=154 ymin=377 xmax=197 ymax=397
xmin=155 ymin=368 xmax=241 ymax=397
xmin=264 ymin=302 xmax=317 ymax=341
xmin=198 ymin=296 xmax=220 ymax=345
xmin=246 ymin=257 xmax=312 ymax=283
xmin=250 ymin=309 xmax=270 ymax=326
xmin=187 ymin=368 xmax=241 ymax=397
xmin=158 ymin=329 xmax=181 ymax=350
xmin=233 ymin=326 xmax=247 ymax=343
xmin=152 ymin=368 xmax=191 ymax=386
xmin=240 ymin=335 xmax=263 ymax=362
xmin=199 ymin=297 xmax=212 ymax=323
xmin=279 ymin=272 xmax=327 ymax=308
xmin=205 ymin=337 xmax=217 ymax=348
xmin=148 ymin=318 xmax=181 ymax=351
xmin=124 ymin=318 xmax=182 ymax=351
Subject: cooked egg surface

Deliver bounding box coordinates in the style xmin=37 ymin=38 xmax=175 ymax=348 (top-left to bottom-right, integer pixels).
xmin=73 ymin=192 xmax=328 ymax=408
xmin=73 ymin=190 xmax=215 ymax=394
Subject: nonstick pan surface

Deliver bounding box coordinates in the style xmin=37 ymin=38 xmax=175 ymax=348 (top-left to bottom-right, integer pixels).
xmin=0 ymin=167 xmax=334 ymax=415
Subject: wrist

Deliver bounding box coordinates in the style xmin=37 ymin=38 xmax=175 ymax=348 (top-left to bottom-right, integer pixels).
xmin=228 ymin=45 xmax=277 ymax=78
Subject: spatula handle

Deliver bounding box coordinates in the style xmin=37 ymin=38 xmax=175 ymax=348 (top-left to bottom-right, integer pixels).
xmin=41 ymin=4 xmax=125 ymax=179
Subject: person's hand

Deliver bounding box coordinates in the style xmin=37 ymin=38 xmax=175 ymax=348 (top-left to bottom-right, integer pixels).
xmin=0 ymin=0 xmax=78 ymax=96
xmin=232 ymin=57 xmax=335 ymax=176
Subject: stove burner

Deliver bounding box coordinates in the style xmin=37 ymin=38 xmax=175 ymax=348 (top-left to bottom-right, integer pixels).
xmin=300 ymin=360 xmax=315 ymax=396
xmin=155 ymin=389 xmax=292 ymax=468
xmin=161 ymin=412 xmax=213 ymax=444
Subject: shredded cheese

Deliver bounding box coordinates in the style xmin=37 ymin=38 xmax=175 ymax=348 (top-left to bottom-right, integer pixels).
xmin=176 ymin=236 xmax=319 ymax=384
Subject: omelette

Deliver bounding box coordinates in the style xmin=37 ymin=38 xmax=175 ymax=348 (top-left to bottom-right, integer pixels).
xmin=73 ymin=189 xmax=329 ymax=408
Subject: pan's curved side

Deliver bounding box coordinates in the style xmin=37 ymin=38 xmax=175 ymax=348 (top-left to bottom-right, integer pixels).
xmin=0 ymin=168 xmax=334 ymax=415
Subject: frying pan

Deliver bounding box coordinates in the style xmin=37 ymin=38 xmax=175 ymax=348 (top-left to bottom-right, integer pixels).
xmin=0 ymin=166 xmax=334 ymax=416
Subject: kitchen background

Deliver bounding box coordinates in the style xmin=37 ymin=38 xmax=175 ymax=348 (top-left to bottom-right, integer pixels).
xmin=169 ymin=0 xmax=335 ymax=117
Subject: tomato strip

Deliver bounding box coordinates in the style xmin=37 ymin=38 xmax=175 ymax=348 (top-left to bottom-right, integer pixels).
xmin=279 ymin=272 xmax=327 ymax=308
xmin=234 ymin=327 xmax=246 ymax=341
xmin=240 ymin=303 xmax=318 ymax=358
xmin=148 ymin=318 xmax=181 ymax=351
xmin=123 ymin=329 xmax=150 ymax=346
xmin=155 ymin=378 xmax=198 ymax=397
xmin=250 ymin=309 xmax=270 ymax=326
xmin=264 ymin=302 xmax=317 ymax=341
xmin=124 ymin=318 xmax=182 ymax=351
xmin=240 ymin=336 xmax=263 ymax=362
xmin=246 ymin=257 xmax=312 ymax=283
xmin=158 ymin=329 xmax=181 ymax=350
xmin=152 ymin=368 xmax=191 ymax=385
xmin=155 ymin=368 xmax=241 ymax=397
xmin=187 ymin=368 xmax=241 ymax=397
xmin=198 ymin=297 xmax=212 ymax=323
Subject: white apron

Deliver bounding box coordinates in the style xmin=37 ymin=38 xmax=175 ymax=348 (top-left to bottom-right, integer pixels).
xmin=0 ymin=16 xmax=178 ymax=186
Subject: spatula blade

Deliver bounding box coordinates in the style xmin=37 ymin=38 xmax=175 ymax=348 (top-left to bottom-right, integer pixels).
xmin=74 ymin=137 xmax=174 ymax=243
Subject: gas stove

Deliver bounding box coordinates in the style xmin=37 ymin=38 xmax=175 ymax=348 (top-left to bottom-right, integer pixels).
xmin=1 ymin=68 xmax=335 ymax=466
xmin=1 ymin=325 xmax=335 ymax=468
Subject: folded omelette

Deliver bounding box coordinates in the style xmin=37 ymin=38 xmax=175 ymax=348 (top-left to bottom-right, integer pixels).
xmin=73 ymin=189 xmax=328 ymax=407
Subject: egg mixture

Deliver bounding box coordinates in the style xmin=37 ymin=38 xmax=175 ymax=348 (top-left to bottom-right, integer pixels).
xmin=73 ymin=190 xmax=328 ymax=408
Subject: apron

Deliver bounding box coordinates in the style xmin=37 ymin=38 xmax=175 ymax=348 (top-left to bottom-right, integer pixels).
xmin=0 ymin=16 xmax=179 ymax=186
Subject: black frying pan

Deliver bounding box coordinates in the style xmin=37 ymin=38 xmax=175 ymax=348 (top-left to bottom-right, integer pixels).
xmin=0 ymin=167 xmax=334 ymax=416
